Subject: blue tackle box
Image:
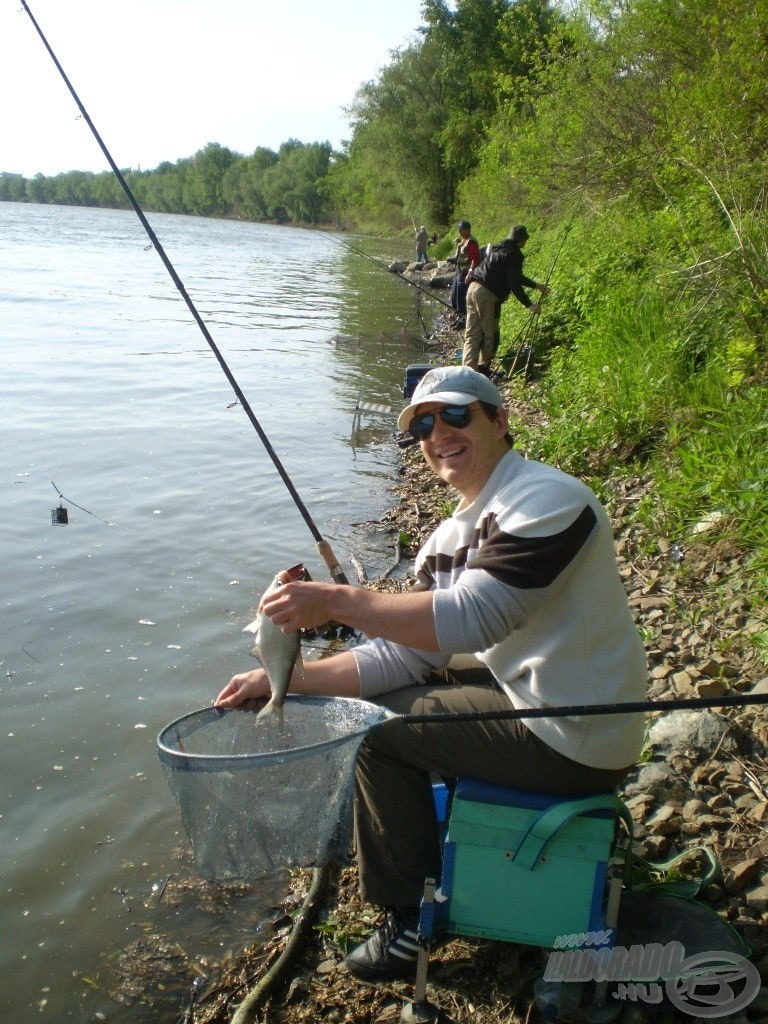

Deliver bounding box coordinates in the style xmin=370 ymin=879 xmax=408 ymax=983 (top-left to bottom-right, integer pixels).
xmin=424 ymin=779 xmax=624 ymax=949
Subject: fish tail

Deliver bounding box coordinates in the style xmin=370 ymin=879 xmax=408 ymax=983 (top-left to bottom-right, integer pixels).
xmin=256 ymin=697 xmax=285 ymax=726
xmin=256 ymin=697 xmax=275 ymax=720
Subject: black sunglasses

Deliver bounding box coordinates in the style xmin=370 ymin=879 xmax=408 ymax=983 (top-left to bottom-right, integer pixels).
xmin=408 ymin=404 xmax=474 ymax=441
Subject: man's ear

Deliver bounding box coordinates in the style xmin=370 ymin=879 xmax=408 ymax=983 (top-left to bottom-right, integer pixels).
xmin=496 ymin=406 xmax=510 ymax=438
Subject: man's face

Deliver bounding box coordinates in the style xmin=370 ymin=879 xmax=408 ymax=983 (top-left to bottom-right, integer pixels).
xmin=412 ymin=401 xmax=509 ymax=503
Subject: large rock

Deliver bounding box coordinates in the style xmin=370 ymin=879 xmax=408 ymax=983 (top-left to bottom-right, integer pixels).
xmin=427 ymin=271 xmax=455 ymax=288
xmin=622 ymin=761 xmax=692 ymax=801
xmin=622 ymin=710 xmax=747 ymax=802
xmin=648 ymin=709 xmax=738 ymax=758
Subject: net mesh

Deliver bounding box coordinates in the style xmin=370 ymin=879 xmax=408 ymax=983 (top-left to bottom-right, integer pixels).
xmin=157 ymin=696 xmax=390 ymax=881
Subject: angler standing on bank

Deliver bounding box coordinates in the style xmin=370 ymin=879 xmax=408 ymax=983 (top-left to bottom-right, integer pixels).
xmin=449 ymin=220 xmax=481 ymax=329
xmin=415 ymin=225 xmax=429 ymax=264
xmin=463 ymin=225 xmax=548 ymax=374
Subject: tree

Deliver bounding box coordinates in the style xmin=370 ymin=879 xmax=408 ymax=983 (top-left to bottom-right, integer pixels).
xmin=182 ymin=143 xmax=238 ymax=216
xmin=260 ymin=141 xmax=334 ymax=223
xmin=346 ymin=33 xmax=458 ymax=225
xmin=343 ymin=0 xmax=562 ymax=227
xmin=0 ymin=173 xmax=28 ymax=202
xmin=222 ymin=147 xmax=278 ymax=220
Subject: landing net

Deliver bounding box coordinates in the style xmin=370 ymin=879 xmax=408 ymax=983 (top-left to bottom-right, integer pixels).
xmin=157 ymin=696 xmax=390 ymax=881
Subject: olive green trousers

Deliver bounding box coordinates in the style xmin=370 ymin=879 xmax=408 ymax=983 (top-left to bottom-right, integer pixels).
xmin=353 ymin=670 xmax=630 ymax=909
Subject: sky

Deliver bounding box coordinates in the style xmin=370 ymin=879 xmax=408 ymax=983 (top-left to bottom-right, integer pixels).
xmin=1 ymin=0 xmax=425 ymax=177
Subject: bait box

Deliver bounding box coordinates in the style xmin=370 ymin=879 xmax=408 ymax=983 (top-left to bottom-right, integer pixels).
xmin=403 ymin=364 xmax=433 ymax=399
xmin=429 ymin=779 xmax=618 ymax=947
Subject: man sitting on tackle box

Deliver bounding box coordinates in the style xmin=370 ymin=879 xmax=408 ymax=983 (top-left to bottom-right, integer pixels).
xmin=215 ymin=365 xmax=647 ymax=984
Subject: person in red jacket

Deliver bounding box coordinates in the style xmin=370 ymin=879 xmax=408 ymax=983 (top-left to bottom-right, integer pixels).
xmin=449 ymin=220 xmax=481 ymax=328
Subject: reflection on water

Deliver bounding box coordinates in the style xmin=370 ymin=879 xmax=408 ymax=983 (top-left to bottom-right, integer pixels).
xmin=0 ymin=202 xmax=443 ymax=1022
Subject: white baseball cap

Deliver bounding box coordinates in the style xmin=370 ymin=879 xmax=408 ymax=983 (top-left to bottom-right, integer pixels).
xmin=397 ymin=366 xmax=503 ymax=431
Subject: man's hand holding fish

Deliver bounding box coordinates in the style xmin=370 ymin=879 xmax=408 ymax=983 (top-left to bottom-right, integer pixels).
xmin=261 ymin=576 xmax=438 ymax=648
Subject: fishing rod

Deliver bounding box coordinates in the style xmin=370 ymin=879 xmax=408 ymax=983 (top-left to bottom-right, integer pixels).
xmin=319 ymin=228 xmax=455 ymax=312
xmin=500 ymin=316 xmax=535 ymax=378
xmin=402 ymin=688 xmax=768 ymax=726
xmin=521 ymin=214 xmax=575 ymax=377
xmin=540 ymin=212 xmax=575 ymax=299
xmin=20 ymin=0 xmax=349 ymax=585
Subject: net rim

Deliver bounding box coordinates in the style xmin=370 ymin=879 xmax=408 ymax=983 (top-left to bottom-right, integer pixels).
xmin=156 ymin=695 xmax=388 ymax=768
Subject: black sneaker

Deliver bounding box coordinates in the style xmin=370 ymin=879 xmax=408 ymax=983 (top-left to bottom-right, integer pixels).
xmin=344 ymin=909 xmax=423 ymax=982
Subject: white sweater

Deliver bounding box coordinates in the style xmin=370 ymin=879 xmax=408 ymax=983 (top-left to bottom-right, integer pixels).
xmin=353 ymin=450 xmax=647 ymax=769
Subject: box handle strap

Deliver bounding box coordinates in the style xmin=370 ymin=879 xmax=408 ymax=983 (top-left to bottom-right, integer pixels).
xmin=626 ymin=845 xmax=720 ymax=896
xmin=607 ymin=805 xmax=720 ymax=896
xmin=512 ymin=793 xmax=628 ymax=871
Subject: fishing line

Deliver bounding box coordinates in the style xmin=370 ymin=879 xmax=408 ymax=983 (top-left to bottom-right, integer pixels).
xmin=50 ymin=479 xmax=115 ymax=527
xmin=21 ymin=0 xmax=348 ymax=584
xmin=48 ymin=479 xmax=321 ymax=594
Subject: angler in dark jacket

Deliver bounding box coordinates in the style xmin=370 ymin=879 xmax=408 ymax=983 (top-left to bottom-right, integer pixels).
xmin=462 ymin=225 xmax=548 ymax=373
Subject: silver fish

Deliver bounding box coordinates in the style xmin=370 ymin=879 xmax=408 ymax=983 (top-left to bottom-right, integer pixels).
xmin=243 ymin=565 xmax=305 ymax=724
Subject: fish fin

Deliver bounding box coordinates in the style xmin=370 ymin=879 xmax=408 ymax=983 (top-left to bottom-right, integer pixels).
xmin=248 ymin=644 xmax=265 ymax=664
xmin=242 ymin=617 xmax=260 ymax=635
xmin=295 ymin=649 xmax=305 ymax=678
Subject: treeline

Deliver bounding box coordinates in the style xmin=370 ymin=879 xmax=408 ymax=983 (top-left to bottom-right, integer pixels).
xmin=5 ymin=1 xmax=765 ymax=246
xmin=0 ymin=140 xmax=335 ymax=223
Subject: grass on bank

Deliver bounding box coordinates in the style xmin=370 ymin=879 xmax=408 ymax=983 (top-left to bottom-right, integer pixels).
xmin=493 ymin=215 xmax=767 ymax=655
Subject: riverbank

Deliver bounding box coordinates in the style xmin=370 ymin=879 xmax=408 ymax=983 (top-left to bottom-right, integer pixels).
xmin=109 ymin=315 xmax=768 ymax=1023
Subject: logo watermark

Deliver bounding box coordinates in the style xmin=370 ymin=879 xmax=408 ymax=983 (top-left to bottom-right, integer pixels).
xmin=544 ymin=938 xmax=761 ymax=1018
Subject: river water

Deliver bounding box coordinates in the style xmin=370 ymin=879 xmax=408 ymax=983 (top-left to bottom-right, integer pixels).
xmin=0 ymin=202 xmax=439 ymax=1022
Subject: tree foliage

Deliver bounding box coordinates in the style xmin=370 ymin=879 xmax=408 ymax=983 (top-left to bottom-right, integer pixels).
xmin=0 ymin=140 xmax=334 ymax=224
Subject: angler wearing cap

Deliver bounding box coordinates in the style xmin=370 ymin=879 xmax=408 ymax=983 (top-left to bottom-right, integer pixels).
xmin=448 ymin=219 xmax=481 ymax=328
xmin=215 ymin=366 xmax=646 ymax=985
xmin=463 ymin=224 xmax=549 ymax=373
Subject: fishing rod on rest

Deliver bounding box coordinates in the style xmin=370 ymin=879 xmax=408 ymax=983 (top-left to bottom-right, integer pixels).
xmin=21 ymin=0 xmax=349 ymax=585
xmin=522 ymin=213 xmax=576 ymax=378
xmin=316 ymin=227 xmax=455 ymax=313
xmin=498 ymin=316 xmax=535 ymax=379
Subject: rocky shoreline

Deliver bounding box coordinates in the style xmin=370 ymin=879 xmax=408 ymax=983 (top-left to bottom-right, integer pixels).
xmin=112 ymin=315 xmax=768 ymax=1023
